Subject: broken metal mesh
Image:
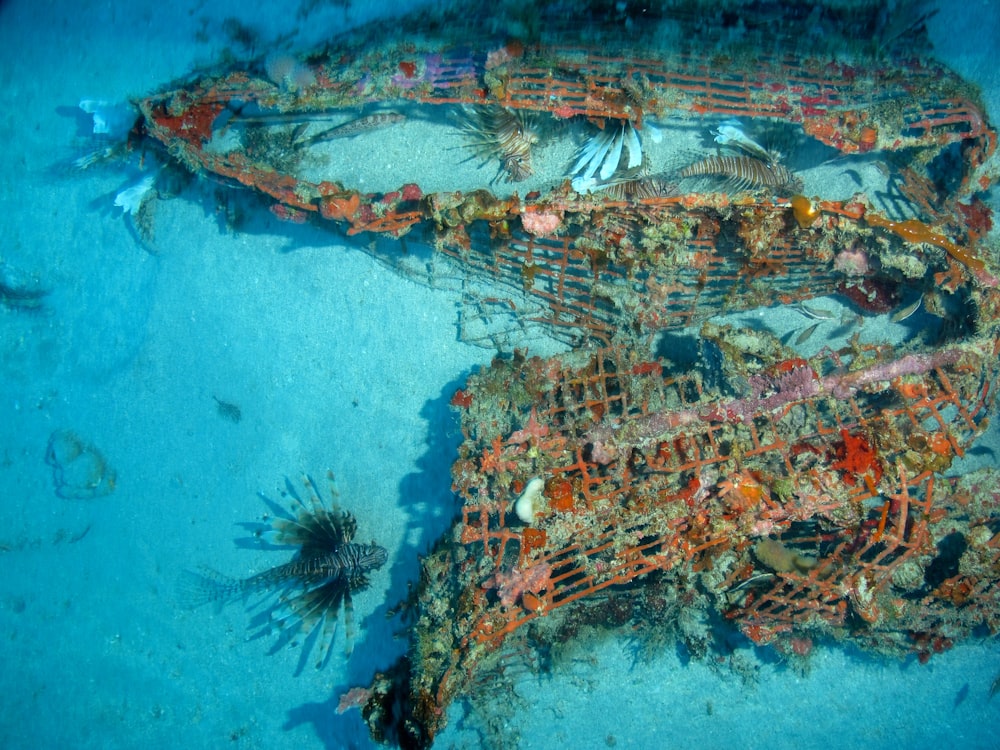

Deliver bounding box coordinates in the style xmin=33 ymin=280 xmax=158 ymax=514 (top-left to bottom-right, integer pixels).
xmin=410 ymin=335 xmax=1000 ymax=722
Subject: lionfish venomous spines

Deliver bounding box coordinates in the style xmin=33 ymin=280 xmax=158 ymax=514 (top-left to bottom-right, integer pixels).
xmin=679 ymin=154 xmax=802 ymax=193
xmin=181 ymin=473 xmax=388 ymax=672
xmin=569 ymin=118 xmax=645 ymax=194
xmin=459 ymin=105 xmax=541 ymax=182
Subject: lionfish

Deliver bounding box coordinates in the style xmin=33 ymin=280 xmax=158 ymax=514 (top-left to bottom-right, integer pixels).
xmin=458 ymin=105 xmax=540 ymax=182
xmin=181 ymin=473 xmax=388 ymax=673
xmin=569 ymin=118 xmax=645 ymax=194
xmin=679 ymin=119 xmax=802 ymax=194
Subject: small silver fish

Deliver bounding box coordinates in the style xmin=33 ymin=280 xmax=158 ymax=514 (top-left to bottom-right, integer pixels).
xmin=796 ymin=302 xmax=836 ymax=320
xmin=890 ymin=296 xmax=922 ymax=323
xmin=298 ymin=112 xmax=406 ymax=147
xmin=795 ymin=321 xmax=821 ymax=346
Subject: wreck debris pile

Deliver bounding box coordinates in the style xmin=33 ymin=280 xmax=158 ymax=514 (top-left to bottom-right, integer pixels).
xmin=425 ymin=336 xmax=998 ymax=726
xmin=131 ymin=6 xmax=1000 ymax=746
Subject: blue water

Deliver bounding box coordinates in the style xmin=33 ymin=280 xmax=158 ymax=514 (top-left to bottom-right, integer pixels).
xmin=1 ymin=1 xmax=998 ymax=748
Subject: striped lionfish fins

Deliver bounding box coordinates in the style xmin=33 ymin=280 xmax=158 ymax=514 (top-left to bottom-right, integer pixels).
xmin=679 ymin=154 xmax=800 ymax=192
xmin=570 ymin=119 xmax=644 ymax=193
xmin=180 ymin=473 xmax=388 ymax=673
xmin=679 ymin=120 xmax=802 ymax=194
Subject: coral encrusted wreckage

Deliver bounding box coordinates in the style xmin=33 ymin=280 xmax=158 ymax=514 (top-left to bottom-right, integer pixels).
xmin=125 ymin=1 xmax=1000 ymax=746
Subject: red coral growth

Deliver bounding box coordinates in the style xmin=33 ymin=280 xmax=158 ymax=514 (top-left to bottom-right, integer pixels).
xmin=521 ymin=527 xmax=547 ymax=555
xmin=401 ymin=183 xmax=423 ymax=201
xmin=487 ymin=562 xmax=552 ymax=608
xmin=479 ymin=435 xmax=519 ymax=474
xmin=775 ymin=357 xmax=809 ymax=373
xmin=957 ymin=197 xmax=993 ymax=241
xmin=741 ymin=621 xmax=792 ymax=645
xmin=450 ymin=388 xmax=473 ymax=408
xmin=545 ymin=478 xmax=574 ymax=512
xmin=911 ymin=632 xmax=954 ymax=664
xmin=831 ymin=429 xmax=882 ymax=487
xmin=151 ymin=101 xmax=224 ymax=145
xmin=270 ymin=204 xmax=308 ymax=223
xmin=508 ymin=408 xmax=549 ymax=444
xmin=837 ymin=277 xmax=900 ymax=313
xmin=337 ymin=686 xmax=374 ymax=714
xmin=319 ymin=193 xmax=361 ymax=221
xmin=630 ymin=361 xmax=663 ymax=376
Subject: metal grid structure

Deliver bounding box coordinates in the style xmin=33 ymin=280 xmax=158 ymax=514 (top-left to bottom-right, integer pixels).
xmin=385 ymin=329 xmax=1000 ymax=738
xmin=136 ymin=31 xmax=996 ymax=343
